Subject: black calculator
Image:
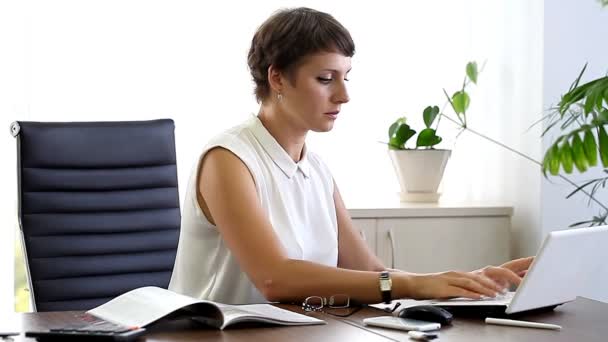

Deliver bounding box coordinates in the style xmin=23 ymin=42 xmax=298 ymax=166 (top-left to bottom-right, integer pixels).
xmin=25 ymin=314 xmax=146 ymax=341
xmin=25 ymin=327 xmax=146 ymax=341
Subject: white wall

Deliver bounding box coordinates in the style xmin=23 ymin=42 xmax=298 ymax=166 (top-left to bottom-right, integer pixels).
xmin=0 ymin=0 xmax=544 ymax=312
xmin=543 ymin=0 xmax=608 ymax=302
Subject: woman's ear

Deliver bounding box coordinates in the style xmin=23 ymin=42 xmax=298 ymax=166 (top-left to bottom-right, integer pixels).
xmin=267 ymin=65 xmax=284 ymax=95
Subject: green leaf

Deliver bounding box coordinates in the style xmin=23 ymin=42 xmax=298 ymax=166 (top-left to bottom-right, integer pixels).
xmin=541 ymin=147 xmax=551 ymax=176
xmin=416 ymin=128 xmax=442 ymax=148
xmin=422 ymin=106 xmax=440 ymax=128
xmin=388 ymin=117 xmax=406 ymax=139
xmin=559 ymin=76 xmax=607 ymax=116
xmin=571 ymin=134 xmax=588 ymax=172
xmin=389 ymin=137 xmax=402 ymax=149
xmin=566 ymin=178 xmax=599 ymax=199
xmin=584 ymin=87 xmax=599 ymax=115
xmin=452 ymin=91 xmax=470 ymax=114
xmin=466 ymin=62 xmax=478 ymax=84
xmin=388 ymin=122 xmax=398 ymax=139
xmin=592 ymin=110 xmax=608 ymax=128
xmin=560 ymin=141 xmax=574 ymax=173
xmin=393 ymin=123 xmax=416 ymax=147
xmin=583 ymin=129 xmax=598 ymax=167
xmin=559 ymin=79 xmax=597 ymax=115
xmin=599 ymin=126 xmax=608 ymax=167
xmin=567 ymin=63 xmax=587 ymax=92
xmin=596 ymin=85 xmax=606 ymax=109
xmin=549 ymin=144 xmax=560 ymax=176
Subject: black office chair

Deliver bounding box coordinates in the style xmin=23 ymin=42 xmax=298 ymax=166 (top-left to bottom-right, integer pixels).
xmin=11 ymin=119 xmax=181 ymax=312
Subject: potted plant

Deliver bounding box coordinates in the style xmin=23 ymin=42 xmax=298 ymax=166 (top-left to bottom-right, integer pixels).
xmin=387 ymin=62 xmax=479 ymax=202
xmin=541 ymin=63 xmax=608 ymax=226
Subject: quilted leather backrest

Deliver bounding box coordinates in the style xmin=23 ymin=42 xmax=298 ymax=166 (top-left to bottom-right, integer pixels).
xmin=13 ymin=119 xmax=180 ymax=311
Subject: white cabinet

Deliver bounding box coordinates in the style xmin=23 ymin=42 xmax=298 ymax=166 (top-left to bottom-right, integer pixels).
xmin=349 ymin=203 xmax=512 ymax=273
xmin=353 ymin=219 xmax=376 ymax=255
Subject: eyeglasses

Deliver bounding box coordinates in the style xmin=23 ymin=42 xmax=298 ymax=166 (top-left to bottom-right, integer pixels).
xmin=302 ymin=295 xmax=402 ymax=318
xmin=301 ymin=294 xmax=363 ymax=317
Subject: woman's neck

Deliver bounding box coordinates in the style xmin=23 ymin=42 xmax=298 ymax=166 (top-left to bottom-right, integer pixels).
xmin=257 ymin=105 xmax=307 ymax=163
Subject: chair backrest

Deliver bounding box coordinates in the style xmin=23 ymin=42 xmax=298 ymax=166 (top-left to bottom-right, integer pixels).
xmin=11 ymin=119 xmax=181 ymax=312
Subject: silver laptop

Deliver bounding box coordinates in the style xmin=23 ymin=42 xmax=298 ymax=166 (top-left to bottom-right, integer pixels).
xmin=430 ymin=225 xmax=608 ymax=314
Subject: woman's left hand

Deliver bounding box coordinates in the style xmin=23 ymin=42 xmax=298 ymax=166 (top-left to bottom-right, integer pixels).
xmin=473 ymin=256 xmax=534 ymax=291
xmin=499 ymin=256 xmax=534 ymax=277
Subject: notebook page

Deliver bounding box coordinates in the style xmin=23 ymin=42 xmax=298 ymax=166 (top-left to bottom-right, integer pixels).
xmin=88 ymin=286 xmax=210 ymax=327
xmin=219 ymin=304 xmax=325 ymax=329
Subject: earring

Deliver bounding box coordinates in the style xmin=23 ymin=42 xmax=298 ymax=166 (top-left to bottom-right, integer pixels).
xmin=277 ymin=93 xmax=283 ymax=101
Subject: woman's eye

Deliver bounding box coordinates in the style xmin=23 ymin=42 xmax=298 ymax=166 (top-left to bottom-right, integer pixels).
xmin=317 ymin=77 xmax=332 ymax=83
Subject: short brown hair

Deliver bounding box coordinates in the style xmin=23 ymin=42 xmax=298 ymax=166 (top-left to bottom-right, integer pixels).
xmin=247 ymin=7 xmax=355 ymax=103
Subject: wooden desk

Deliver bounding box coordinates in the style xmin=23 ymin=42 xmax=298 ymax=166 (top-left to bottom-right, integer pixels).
xmin=353 ymin=297 xmax=607 ymax=342
xmin=13 ymin=297 xmax=607 ymax=341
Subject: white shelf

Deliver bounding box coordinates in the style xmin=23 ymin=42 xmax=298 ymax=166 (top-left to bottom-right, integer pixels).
xmin=347 ymin=201 xmax=513 ymax=219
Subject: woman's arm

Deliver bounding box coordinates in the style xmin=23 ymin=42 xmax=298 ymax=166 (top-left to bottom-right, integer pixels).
xmin=332 ymin=179 xmax=534 ymax=287
xmin=199 ymin=147 xmax=513 ymax=303
xmin=333 ymin=182 xmax=386 ymax=272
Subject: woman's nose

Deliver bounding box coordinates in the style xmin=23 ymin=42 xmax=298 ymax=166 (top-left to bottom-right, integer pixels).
xmin=333 ymin=81 xmax=350 ymax=104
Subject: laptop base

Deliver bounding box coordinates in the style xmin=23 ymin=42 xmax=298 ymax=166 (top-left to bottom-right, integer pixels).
xmin=438 ymin=304 xmax=561 ymax=318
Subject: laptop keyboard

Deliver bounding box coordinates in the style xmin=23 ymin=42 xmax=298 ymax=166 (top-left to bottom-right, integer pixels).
xmin=430 ymin=291 xmax=515 ymax=305
xmin=477 ymin=292 xmax=514 ymax=302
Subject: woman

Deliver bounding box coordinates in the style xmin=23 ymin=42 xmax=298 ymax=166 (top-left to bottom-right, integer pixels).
xmin=169 ymin=7 xmax=531 ymax=305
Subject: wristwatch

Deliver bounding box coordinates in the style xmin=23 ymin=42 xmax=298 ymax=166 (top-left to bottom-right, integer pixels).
xmin=379 ymin=271 xmax=392 ymax=304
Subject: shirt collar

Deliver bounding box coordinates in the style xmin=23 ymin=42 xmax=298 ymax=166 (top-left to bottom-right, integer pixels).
xmin=249 ymin=116 xmax=311 ymax=179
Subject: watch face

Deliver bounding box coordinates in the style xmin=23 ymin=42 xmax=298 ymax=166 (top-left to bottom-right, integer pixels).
xmin=380 ymin=280 xmax=391 ymax=291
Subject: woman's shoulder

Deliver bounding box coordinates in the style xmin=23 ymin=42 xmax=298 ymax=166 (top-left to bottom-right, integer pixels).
xmin=205 ymin=118 xmax=257 ymax=153
xmin=197 ymin=117 xmax=265 ymax=179
xmin=305 ymin=150 xmax=333 ymax=178
xmin=208 ymin=117 xmax=248 ymax=139
xmin=306 ymin=149 xmax=326 ymax=166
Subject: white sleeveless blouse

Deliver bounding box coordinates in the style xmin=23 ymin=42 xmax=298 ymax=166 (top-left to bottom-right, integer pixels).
xmin=169 ymin=116 xmax=338 ymax=304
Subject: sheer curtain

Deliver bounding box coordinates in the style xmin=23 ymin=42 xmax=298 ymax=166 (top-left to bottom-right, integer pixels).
xmin=0 ymin=0 xmax=24 ymax=314
xmin=0 ymin=0 xmax=543 ymax=312
xmin=437 ymin=1 xmax=544 ymax=258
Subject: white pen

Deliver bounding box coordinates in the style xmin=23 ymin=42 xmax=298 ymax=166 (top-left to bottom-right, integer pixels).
xmin=485 ymin=317 xmax=562 ymax=330
xmin=408 ymin=330 xmax=438 ymax=340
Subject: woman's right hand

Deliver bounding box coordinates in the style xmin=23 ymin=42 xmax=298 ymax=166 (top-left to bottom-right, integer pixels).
xmin=398 ymin=270 xmax=513 ymax=300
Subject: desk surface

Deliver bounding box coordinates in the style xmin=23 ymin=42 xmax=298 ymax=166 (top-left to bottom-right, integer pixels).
xmin=13 ymin=297 xmax=607 ymax=341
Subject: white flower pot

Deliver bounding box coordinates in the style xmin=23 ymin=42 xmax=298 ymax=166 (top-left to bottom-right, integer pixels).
xmin=388 ymin=149 xmax=451 ymax=202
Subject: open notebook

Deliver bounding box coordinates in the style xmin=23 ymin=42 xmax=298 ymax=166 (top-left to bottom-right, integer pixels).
xmin=87 ymin=286 xmax=325 ymax=329
xmin=26 ymin=286 xmax=325 ymax=341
